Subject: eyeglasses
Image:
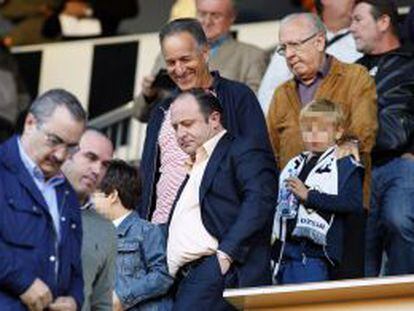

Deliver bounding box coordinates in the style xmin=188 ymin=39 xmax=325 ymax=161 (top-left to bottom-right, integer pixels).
xmin=197 ymin=11 xmax=226 ymax=22
xmin=37 ymin=124 xmax=79 ymax=155
xmin=276 ymin=32 xmax=320 ymax=56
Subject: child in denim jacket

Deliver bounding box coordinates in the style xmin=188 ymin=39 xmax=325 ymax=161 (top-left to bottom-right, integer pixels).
xmin=272 ymin=99 xmax=364 ymax=284
xmin=94 ymin=159 xmax=173 ymax=310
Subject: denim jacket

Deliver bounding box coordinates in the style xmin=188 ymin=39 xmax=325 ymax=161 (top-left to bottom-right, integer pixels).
xmin=115 ymin=211 xmax=173 ymax=311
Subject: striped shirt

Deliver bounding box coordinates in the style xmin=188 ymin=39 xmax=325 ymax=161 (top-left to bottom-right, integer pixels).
xmin=152 ymin=109 xmax=188 ymax=224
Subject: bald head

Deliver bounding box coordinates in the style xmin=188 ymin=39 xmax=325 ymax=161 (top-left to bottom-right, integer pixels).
xmin=62 ymin=129 xmax=114 ymax=203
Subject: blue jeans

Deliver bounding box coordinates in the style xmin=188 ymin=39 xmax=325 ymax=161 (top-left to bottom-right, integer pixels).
xmin=365 ymin=157 xmax=414 ymax=276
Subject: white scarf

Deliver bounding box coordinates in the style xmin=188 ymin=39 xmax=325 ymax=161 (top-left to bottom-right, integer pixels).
xmin=272 ymin=146 xmax=338 ymax=246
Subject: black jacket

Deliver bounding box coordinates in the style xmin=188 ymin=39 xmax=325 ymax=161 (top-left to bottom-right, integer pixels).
xmin=358 ymin=45 xmax=414 ymax=165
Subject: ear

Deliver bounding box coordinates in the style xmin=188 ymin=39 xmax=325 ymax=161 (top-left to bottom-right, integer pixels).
xmin=209 ymin=111 xmax=221 ymax=129
xmin=377 ymin=14 xmax=391 ymax=33
xmin=23 ymin=113 xmax=37 ymax=135
xmin=335 ymin=126 xmax=345 ymax=141
xmin=315 ymin=33 xmax=326 ymax=52
xmin=201 ymin=44 xmax=210 ymax=63
xmin=108 ymin=190 xmax=119 ymax=205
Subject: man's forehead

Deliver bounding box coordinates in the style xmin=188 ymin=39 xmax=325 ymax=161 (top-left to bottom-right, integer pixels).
xmin=171 ymin=96 xmax=200 ymax=116
xmin=79 ymin=132 xmax=113 ymax=157
xmin=280 ymin=18 xmax=313 ymax=40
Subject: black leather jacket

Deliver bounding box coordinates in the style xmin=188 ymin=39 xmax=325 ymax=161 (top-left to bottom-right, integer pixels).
xmin=358 ymin=45 xmax=414 ymax=165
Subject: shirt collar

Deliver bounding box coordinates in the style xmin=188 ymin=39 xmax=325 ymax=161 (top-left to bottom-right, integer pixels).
xmin=209 ymin=33 xmax=231 ymax=50
xmin=17 ymin=137 xmax=65 ymax=186
xmin=81 ymin=197 xmax=94 ymax=210
xmin=185 ymin=130 xmax=227 ymax=172
xmin=200 ymin=129 xmax=227 ymax=159
xmin=113 ymin=211 xmax=132 ymax=228
xmin=295 ymin=55 xmax=332 ymax=86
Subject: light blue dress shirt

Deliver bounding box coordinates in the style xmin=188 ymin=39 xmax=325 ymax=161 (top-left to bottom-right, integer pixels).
xmin=17 ymin=138 xmax=65 ymax=240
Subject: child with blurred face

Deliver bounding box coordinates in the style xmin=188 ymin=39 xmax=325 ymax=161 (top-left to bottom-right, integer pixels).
xmin=272 ymin=99 xmax=363 ymax=285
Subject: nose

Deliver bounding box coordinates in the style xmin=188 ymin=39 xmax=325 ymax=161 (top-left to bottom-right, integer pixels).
xmin=174 ymin=62 xmax=185 ymax=76
xmin=284 ymin=45 xmax=296 ymax=59
xmin=53 ymin=146 xmax=69 ymax=162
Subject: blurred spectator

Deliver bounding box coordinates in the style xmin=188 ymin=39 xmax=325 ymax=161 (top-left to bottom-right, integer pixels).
xmin=272 ymin=99 xmax=364 ymax=285
xmin=170 ymin=0 xmax=196 ymax=20
xmin=135 ymin=19 xmax=270 ymax=225
xmin=350 ymin=0 xmax=414 ymax=276
xmin=62 ymin=129 xmax=117 ymax=311
xmin=259 ymin=0 xmax=362 ymax=115
xmin=0 ymin=0 xmax=59 ymax=45
xmin=43 ymin=0 xmax=139 ymax=40
xmin=134 ymin=0 xmax=267 ymax=117
xmin=0 ymin=43 xmax=30 ymax=143
xmin=93 ymin=159 xmax=173 ymax=311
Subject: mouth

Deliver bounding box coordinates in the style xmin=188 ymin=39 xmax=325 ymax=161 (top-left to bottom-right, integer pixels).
xmin=82 ymin=175 xmax=97 ymax=188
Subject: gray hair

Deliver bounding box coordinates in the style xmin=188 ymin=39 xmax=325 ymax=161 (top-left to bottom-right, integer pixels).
xmin=280 ymin=13 xmax=327 ymax=39
xmin=159 ymin=18 xmax=208 ymax=50
xmin=29 ymin=89 xmax=87 ymax=124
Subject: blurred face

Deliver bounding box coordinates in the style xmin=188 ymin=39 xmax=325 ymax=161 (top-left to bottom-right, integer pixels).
xmin=279 ymin=17 xmax=325 ymax=83
xmin=22 ymin=106 xmax=85 ymax=179
xmin=162 ymin=32 xmax=210 ymax=91
xmin=170 ymin=95 xmax=221 ymax=156
xmin=196 ymin=0 xmax=235 ymax=42
xmin=300 ymin=114 xmax=343 ymax=152
xmin=350 ymin=2 xmax=382 ymax=53
xmin=321 ymin=0 xmax=355 ymax=18
xmin=62 ymin=131 xmax=113 ymax=200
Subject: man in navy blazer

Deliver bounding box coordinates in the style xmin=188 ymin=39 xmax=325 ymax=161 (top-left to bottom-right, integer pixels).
xmin=167 ymin=89 xmax=278 ymax=310
xmin=0 ymin=89 xmax=86 ymax=311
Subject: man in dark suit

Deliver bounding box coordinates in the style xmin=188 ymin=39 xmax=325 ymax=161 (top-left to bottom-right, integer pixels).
xmin=167 ymin=89 xmax=278 ymax=310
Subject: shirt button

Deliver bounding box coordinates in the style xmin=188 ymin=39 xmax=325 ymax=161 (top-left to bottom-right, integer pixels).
xmin=49 ymin=256 xmax=56 ymax=262
xmin=61 ymin=216 xmax=66 ymax=222
xmin=71 ymin=223 xmax=77 ymax=229
xmin=32 ymin=206 xmax=38 ymax=212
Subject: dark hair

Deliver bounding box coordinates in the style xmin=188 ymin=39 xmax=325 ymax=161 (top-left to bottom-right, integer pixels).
xmin=30 ymin=88 xmax=87 ymax=124
xmin=99 ymin=160 xmax=141 ymax=211
xmin=356 ymin=0 xmax=399 ymax=35
xmin=177 ymin=88 xmax=224 ymax=123
xmin=159 ymin=18 xmax=208 ymax=49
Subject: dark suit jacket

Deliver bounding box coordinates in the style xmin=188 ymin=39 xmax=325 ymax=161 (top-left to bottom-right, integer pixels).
xmin=177 ymin=133 xmax=278 ymax=287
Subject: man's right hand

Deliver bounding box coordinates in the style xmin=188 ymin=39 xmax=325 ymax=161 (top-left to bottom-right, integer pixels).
xmin=141 ymin=75 xmax=157 ymax=99
xmin=20 ymin=278 xmax=53 ymax=311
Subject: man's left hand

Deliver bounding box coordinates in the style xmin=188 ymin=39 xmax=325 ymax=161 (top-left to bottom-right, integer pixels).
xmin=337 ymin=140 xmax=360 ymax=161
xmin=48 ymin=296 xmax=77 ymax=311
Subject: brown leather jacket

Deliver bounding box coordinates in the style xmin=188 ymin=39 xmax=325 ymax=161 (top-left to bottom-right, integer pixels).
xmin=267 ymin=57 xmax=378 ymax=206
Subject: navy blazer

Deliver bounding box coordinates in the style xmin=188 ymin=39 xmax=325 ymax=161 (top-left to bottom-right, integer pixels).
xmin=181 ymin=133 xmax=278 ymax=287
xmin=0 ymin=136 xmax=84 ymax=310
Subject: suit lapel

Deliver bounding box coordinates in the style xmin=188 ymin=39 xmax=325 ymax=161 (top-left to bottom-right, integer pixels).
xmin=199 ymin=134 xmax=234 ymax=203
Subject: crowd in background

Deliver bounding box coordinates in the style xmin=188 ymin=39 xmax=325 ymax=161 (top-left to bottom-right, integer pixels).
xmin=0 ymin=0 xmax=413 ymax=310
